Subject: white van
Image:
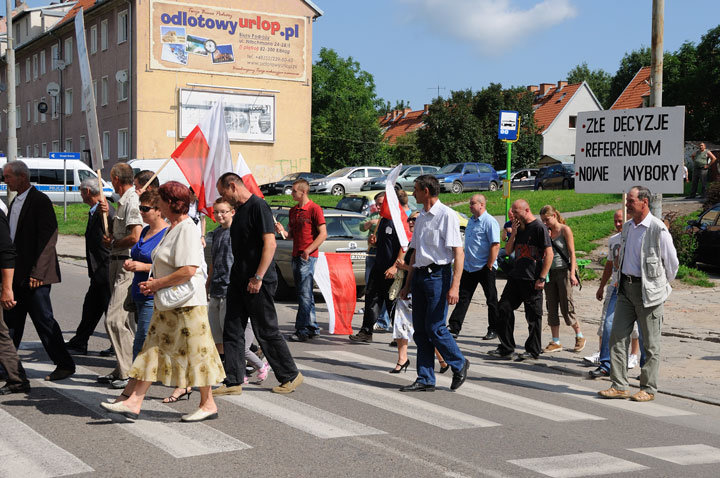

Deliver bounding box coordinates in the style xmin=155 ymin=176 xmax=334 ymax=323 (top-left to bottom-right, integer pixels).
xmin=0 ymin=157 xmax=116 ymax=203
xmin=127 ymin=159 xmax=190 ymax=187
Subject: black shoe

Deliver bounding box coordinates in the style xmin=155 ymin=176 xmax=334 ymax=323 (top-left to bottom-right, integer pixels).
xmin=45 ymin=367 xmax=75 ymax=381
xmin=0 ymin=383 xmax=31 ymax=395
xmin=514 ymin=352 xmax=539 ymax=362
xmin=450 ymin=359 xmax=469 ymax=391
xmin=589 ymin=367 xmax=609 ymax=379
xmin=438 ymin=361 xmax=450 ymax=374
xmin=389 ymin=359 xmax=410 ymax=374
xmin=348 ymin=330 xmax=372 ymax=343
xmin=448 ymin=329 xmax=459 ymax=339
xmin=288 ymin=332 xmax=309 ymax=342
xmin=99 ymin=346 xmax=115 ymax=357
xmin=487 ymin=348 xmax=514 ymax=360
xmin=65 ymin=343 xmax=88 ymax=355
xmin=482 ymin=330 xmax=497 ymax=341
xmin=388 ymin=340 xmax=397 ymax=347
xmin=307 ymin=331 xmax=321 ymax=339
xmin=399 ymin=381 xmax=435 ymax=392
xmin=97 ymin=373 xmax=117 ymax=384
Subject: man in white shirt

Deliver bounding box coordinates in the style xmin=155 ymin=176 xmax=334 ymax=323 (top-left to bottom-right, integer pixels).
xmin=599 ymin=186 xmax=678 ymax=402
xmin=399 ymin=175 xmax=468 ymax=392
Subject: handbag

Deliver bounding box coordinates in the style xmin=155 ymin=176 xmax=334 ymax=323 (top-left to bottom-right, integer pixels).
xmin=551 ymin=240 xmax=582 ymax=290
xmin=151 ymin=263 xmax=195 ymax=311
xmin=388 ymin=269 xmax=406 ymax=301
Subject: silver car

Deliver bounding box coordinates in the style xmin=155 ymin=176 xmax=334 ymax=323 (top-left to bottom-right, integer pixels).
xmin=361 ymin=164 xmax=440 ymax=191
xmin=309 ymin=166 xmax=390 ymax=195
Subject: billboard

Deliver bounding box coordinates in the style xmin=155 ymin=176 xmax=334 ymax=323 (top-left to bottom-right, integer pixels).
xmin=150 ymin=0 xmax=307 ymax=81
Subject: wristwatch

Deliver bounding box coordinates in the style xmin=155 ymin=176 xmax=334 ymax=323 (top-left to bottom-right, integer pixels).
xmin=253 ymin=274 xmax=263 ymax=281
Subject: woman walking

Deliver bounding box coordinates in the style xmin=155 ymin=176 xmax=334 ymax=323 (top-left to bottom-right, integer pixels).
xmin=539 ymin=205 xmax=586 ymax=353
xmin=101 ymin=182 xmax=225 ymax=422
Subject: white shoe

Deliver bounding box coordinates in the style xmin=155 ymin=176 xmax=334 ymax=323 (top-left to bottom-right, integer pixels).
xmin=628 ymin=354 xmax=638 ymax=369
xmin=582 ymin=352 xmax=600 ymax=366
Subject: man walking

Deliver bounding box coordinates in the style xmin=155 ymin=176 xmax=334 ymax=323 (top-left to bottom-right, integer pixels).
xmin=599 ymin=186 xmax=678 ymax=402
xmin=214 ymin=173 xmax=302 ymax=396
xmin=489 ymin=199 xmax=552 ymax=361
xmin=687 ymin=143 xmax=717 ymax=199
xmin=66 ymin=179 xmax=116 ymax=355
xmin=274 ymin=179 xmax=327 ymax=342
xmin=398 ymin=175 xmax=468 ymax=392
xmin=2 ymin=160 xmax=75 ymax=381
xmin=447 ymin=194 xmax=500 ymax=341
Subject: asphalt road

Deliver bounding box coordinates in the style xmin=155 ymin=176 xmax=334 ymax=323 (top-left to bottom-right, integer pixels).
xmin=3 ymin=261 xmax=720 ymax=478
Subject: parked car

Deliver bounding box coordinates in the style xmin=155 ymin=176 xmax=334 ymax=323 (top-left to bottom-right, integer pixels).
xmin=508 ymin=168 xmax=539 ymax=190
xmin=259 ymin=172 xmax=325 ymax=196
xmin=335 ymin=192 xmax=377 ymax=216
xmin=361 ymin=164 xmax=440 ymax=191
xmin=309 ymin=166 xmax=390 ymax=195
xmin=272 ymin=207 xmax=369 ymax=299
xmin=534 ymin=163 xmax=575 ymax=190
xmin=686 ymin=203 xmax=720 ymax=266
xmin=433 ymin=162 xmax=500 ymax=194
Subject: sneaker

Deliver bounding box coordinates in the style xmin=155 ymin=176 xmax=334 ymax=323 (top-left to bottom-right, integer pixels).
xmin=573 ymin=337 xmax=587 ymax=353
xmin=582 ymin=352 xmax=600 ymax=366
xmin=255 ymin=363 xmax=270 ymax=383
xmin=110 ymin=378 xmax=129 ymax=389
xmin=272 ymin=372 xmax=304 ymax=394
xmin=627 ymin=354 xmax=639 ymax=369
xmin=348 ymin=330 xmax=372 ymax=343
xmin=544 ymin=342 xmax=563 ymax=353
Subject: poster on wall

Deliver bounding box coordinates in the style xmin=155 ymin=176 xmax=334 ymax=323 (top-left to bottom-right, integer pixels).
xmin=150 ymin=0 xmax=307 ymax=81
xmin=179 ymin=89 xmax=275 ymax=143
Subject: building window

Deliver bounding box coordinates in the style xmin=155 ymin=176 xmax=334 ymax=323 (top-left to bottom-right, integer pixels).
xmin=34 ymin=144 xmax=39 ymax=157
xmin=25 ymin=58 xmax=30 ymax=82
xmin=40 ymin=50 xmax=46 ymax=75
xmin=26 ymin=145 xmax=31 ymax=157
xmin=33 ymin=54 xmax=38 ymax=79
xmin=52 ymin=140 xmax=60 ymax=152
xmin=80 ymin=135 xmax=87 ymax=153
xmin=118 ymin=129 xmax=128 ymax=158
xmin=14 ymin=63 xmax=19 ymax=86
xmin=65 ymin=89 xmax=73 ymax=115
xmin=568 ymin=115 xmax=577 ymax=128
xmin=118 ymin=10 xmax=128 ymax=44
xmin=117 ymin=70 xmax=128 ymax=101
xmin=93 ymin=80 xmax=98 ymax=104
xmin=26 ymin=101 xmax=30 ymax=122
xmin=40 ymin=97 xmax=47 ymax=123
xmin=102 ymin=131 xmax=110 ymax=158
xmin=51 ymin=43 xmax=59 ymax=70
xmin=90 ymin=25 xmax=97 ymax=54
xmin=33 ymin=100 xmax=39 ymax=123
xmin=51 ymin=96 xmax=58 ymax=119
xmin=16 ymin=106 xmax=21 ymax=128
xmin=42 ymin=143 xmax=47 ymax=156
xmin=101 ymin=76 xmax=108 ymax=105
xmin=101 ymin=19 xmax=108 ymax=50
xmin=64 ymin=37 xmax=73 ymax=64
xmin=65 ymin=138 xmax=73 ymax=152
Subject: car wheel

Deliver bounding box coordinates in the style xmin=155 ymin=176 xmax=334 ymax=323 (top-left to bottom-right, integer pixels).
xmin=451 ymin=181 xmax=464 ymax=194
xmin=283 ymin=186 xmax=292 ymax=195
xmin=489 ymin=181 xmax=498 ymax=191
xmin=331 ymin=184 xmax=345 ymax=196
xmin=274 ymin=265 xmax=293 ymax=301
xmin=562 ymin=179 xmax=570 ymax=190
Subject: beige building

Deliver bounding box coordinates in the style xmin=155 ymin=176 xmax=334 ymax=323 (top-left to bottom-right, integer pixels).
xmin=1 ymin=0 xmax=322 ymax=182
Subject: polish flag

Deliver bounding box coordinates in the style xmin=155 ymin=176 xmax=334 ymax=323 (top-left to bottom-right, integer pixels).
xmin=380 ymin=164 xmax=412 ymax=248
xmin=314 ymin=252 xmax=356 ymax=334
xmin=172 ymin=100 xmax=233 ymax=221
xmin=234 ymin=151 xmax=264 ymax=199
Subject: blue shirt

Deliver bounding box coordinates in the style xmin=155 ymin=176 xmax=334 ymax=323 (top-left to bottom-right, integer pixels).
xmin=464 ymin=211 xmax=500 ymax=272
xmin=130 ymin=226 xmax=167 ymax=301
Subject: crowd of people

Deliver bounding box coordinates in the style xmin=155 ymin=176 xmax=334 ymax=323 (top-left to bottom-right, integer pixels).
xmin=0 ymin=160 xmax=679 ymax=417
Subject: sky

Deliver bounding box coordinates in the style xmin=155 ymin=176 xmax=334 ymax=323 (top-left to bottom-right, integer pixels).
xmin=6 ymin=1 xmax=719 ymax=110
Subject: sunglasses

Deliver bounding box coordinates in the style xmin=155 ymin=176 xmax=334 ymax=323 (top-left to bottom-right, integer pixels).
xmin=408 ymin=218 xmax=416 ymax=223
xmin=139 ymin=205 xmax=155 ymax=212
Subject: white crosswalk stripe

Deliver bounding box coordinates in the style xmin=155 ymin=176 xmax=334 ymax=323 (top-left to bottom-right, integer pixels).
xmin=24 ymin=362 xmax=251 ymax=458
xmin=0 ymin=408 xmax=94 ymax=478
xmin=508 ymin=452 xmax=648 ymax=477
xmin=629 ymin=444 xmax=720 ymax=465
xmin=296 ymin=362 xmax=499 ymax=429
xmin=219 ymin=389 xmax=385 ymax=438
xmin=310 ymin=350 xmax=604 ymax=422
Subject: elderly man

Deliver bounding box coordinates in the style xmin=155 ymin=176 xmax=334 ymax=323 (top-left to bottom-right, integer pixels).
xmin=687 ymin=143 xmax=717 ymax=199
xmin=66 ymin=179 xmax=116 ymax=355
xmin=599 ymin=186 xmax=678 ymax=402
xmin=2 ymin=160 xmax=75 ymax=381
xmin=447 ymin=194 xmax=500 ymax=341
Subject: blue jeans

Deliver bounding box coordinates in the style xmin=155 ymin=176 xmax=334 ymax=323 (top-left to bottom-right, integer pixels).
xmin=411 ymin=265 xmax=466 ymax=385
xmin=292 ymin=256 xmax=319 ymax=336
xmin=598 ymin=286 xmax=645 ymax=372
xmin=365 ymin=254 xmax=390 ymax=329
xmin=133 ymin=297 xmax=155 ymax=360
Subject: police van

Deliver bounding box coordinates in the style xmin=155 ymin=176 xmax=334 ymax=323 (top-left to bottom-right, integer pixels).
xmin=0 ymin=157 xmax=116 ymax=203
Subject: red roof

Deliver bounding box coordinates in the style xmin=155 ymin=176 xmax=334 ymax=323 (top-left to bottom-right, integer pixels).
xmin=610 ymin=66 xmax=651 ymax=110
xmin=532 ymin=83 xmax=583 ymax=133
xmin=59 ymin=0 xmax=97 ymax=25
xmin=378 ymin=108 xmax=427 ymax=144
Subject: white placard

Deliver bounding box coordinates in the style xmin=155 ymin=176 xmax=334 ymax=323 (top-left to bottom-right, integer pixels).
xmin=575 ymin=106 xmax=685 ymax=194
xmin=75 ymin=10 xmax=104 ymax=171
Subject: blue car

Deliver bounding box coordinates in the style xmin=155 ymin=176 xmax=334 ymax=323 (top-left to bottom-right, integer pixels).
xmin=434 ymin=162 xmax=500 ymax=194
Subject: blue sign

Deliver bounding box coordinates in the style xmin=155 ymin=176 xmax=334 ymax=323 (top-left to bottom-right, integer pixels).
xmin=498 ymin=110 xmax=519 ymax=142
xmin=49 ymin=152 xmax=81 ymax=160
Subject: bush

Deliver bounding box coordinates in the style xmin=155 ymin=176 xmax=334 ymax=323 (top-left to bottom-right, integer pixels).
xmin=664 ymin=211 xmax=699 ymax=267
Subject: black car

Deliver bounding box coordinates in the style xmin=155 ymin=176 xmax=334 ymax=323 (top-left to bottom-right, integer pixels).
xmin=508 ymin=168 xmax=539 ymax=190
xmin=534 ymin=163 xmax=575 ymax=190
xmin=687 ymin=203 xmax=720 ymax=266
xmin=259 ymin=172 xmax=325 ymax=196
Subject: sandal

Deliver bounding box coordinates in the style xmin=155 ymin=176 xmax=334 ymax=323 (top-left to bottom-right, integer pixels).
xmin=162 ymin=387 xmax=192 ymax=403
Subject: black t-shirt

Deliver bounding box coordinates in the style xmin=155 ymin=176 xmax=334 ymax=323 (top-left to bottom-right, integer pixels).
xmin=373 ymin=217 xmax=401 ymax=274
xmin=230 ymin=195 xmax=278 ymax=285
xmin=510 ymin=218 xmax=551 ymax=281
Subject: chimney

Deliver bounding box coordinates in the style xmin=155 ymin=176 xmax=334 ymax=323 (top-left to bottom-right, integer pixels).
xmin=557 ymin=80 xmax=567 ymax=90
xmin=402 ymin=107 xmax=412 ymax=116
xmin=392 ymin=110 xmax=399 ymax=121
xmin=539 ymin=83 xmax=554 ymax=95
xmin=423 ymin=104 xmax=430 ymax=113
xmin=527 ymin=85 xmax=539 ymax=93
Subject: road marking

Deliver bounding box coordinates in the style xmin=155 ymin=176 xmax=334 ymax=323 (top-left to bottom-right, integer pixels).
xmin=0 ymin=408 xmax=94 ymax=477
xmin=25 ymin=362 xmax=251 ymax=458
xmin=310 ymin=351 xmax=603 ymax=422
xmin=629 ymin=444 xmax=720 ymax=465
xmin=468 ymin=362 xmax=696 ymax=417
xmin=220 ymin=389 xmax=385 ymax=439
xmin=297 ymin=362 xmax=499 ymax=429
xmin=508 ymin=452 xmax=648 ymax=477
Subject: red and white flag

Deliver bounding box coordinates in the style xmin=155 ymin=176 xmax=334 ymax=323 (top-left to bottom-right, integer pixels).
xmin=314 ymin=252 xmax=356 ymax=334
xmin=234 ymin=151 xmax=264 ymax=199
xmin=380 ymin=164 xmax=412 ymax=248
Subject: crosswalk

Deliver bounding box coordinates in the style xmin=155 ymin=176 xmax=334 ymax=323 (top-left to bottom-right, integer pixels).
xmin=1 ymin=347 xmax=718 ymax=477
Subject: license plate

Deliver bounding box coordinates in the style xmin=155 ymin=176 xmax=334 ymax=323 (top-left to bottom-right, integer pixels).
xmin=350 ymin=253 xmax=366 ymax=261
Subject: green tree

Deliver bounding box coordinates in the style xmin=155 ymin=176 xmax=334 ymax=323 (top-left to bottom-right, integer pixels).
xmin=378 ymin=99 xmax=412 ymax=115
xmin=384 ymin=131 xmax=422 ymax=166
xmin=567 ymin=62 xmax=612 ymax=108
xmin=311 ymin=48 xmax=385 ymax=174
xmin=689 ymin=25 xmax=720 ymax=142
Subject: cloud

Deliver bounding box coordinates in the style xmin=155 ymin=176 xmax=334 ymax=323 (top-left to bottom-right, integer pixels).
xmin=399 ymin=0 xmax=577 ymax=54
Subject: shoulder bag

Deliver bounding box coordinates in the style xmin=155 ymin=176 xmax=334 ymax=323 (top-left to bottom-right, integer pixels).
xmin=551 ymin=239 xmax=582 ymax=290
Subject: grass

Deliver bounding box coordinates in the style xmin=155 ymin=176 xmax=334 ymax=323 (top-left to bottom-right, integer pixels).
xmin=55 ymin=204 xmax=93 ymax=236
xmin=448 ymin=190 xmax=621 ymax=217
xmin=675 ymin=265 xmax=715 ymax=288
xmin=565 ymin=210 xmax=617 ymax=256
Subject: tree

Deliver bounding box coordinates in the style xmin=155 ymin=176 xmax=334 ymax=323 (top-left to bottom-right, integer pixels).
xmin=378 ymin=99 xmax=412 ymax=115
xmin=608 ymin=48 xmax=651 ymax=107
xmin=383 ymin=131 xmax=422 ymax=166
xmin=567 ymin=62 xmax=612 ymax=108
xmin=311 ymin=48 xmax=385 ymax=174
xmin=688 ymin=26 xmax=720 ymax=142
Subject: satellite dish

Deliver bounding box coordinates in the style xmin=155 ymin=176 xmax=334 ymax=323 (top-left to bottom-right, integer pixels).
xmin=47 ymin=82 xmax=61 ymax=97
xmin=115 ymin=70 xmax=128 ymax=82
xmin=38 ymin=102 xmax=48 ymax=113
xmin=55 ymin=59 xmax=66 ymax=71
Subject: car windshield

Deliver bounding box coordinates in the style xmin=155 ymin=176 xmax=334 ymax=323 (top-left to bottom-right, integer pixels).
xmin=438 ymin=163 xmax=464 ymax=174
xmin=536 ymin=167 xmax=549 ymax=178
xmin=327 ymin=167 xmax=354 ymax=178
xmin=279 ymin=173 xmax=300 ymax=181
xmin=274 ymin=211 xmax=368 ymax=240
xmin=335 ymin=196 xmax=366 ymax=213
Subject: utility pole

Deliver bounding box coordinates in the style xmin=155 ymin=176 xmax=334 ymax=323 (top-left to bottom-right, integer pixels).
xmin=649 ymin=0 xmax=664 ymax=218
xmin=6 ymin=0 xmax=17 ymax=162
